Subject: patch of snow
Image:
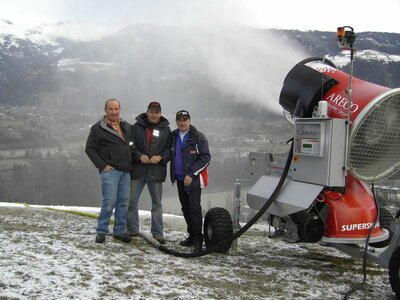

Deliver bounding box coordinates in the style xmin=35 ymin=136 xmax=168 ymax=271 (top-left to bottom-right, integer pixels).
xmin=0 ymin=202 xmax=396 ymax=299
xmin=0 ymin=19 xmax=27 ymax=39
xmin=0 ymin=202 xmax=25 ymax=207
xmin=26 ymin=22 xmax=114 ymax=45
xmin=357 ymin=49 xmax=400 ymax=62
xmin=0 ymin=19 xmax=112 ymax=48
xmin=57 ymin=58 xmax=115 ymax=72
xmin=159 ymin=74 xmax=189 ymax=81
xmin=52 ymin=47 xmax=64 ymax=54
xmin=328 ymin=49 xmax=400 ymax=67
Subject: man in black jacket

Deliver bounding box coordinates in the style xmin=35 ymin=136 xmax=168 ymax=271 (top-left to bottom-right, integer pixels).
xmin=170 ymin=110 xmax=211 ymax=252
xmin=85 ymin=98 xmax=132 ymax=244
xmin=127 ymin=101 xmax=171 ymax=244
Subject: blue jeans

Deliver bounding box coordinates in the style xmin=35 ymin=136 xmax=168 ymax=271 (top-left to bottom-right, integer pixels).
xmin=127 ymin=175 xmax=164 ymax=236
xmin=97 ymin=170 xmax=130 ymax=235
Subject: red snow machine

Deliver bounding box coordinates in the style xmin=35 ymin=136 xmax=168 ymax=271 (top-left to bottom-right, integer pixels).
xmin=203 ymin=27 xmax=400 ymax=298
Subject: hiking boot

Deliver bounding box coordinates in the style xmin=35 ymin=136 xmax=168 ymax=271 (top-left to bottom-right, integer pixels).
xmin=113 ymin=233 xmax=132 ymax=243
xmin=193 ymin=239 xmax=203 ymax=253
xmin=192 ymin=244 xmax=203 ymax=253
xmin=95 ymin=233 xmax=106 ymax=243
xmin=128 ymin=231 xmax=139 ymax=237
xmin=153 ymin=234 xmax=166 ymax=244
xmin=179 ymin=237 xmax=193 ymax=247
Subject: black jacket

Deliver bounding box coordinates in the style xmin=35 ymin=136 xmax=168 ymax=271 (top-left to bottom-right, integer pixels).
xmin=85 ymin=117 xmax=132 ymax=172
xmin=170 ymin=125 xmax=211 ymax=191
xmin=131 ymin=113 xmax=171 ymax=182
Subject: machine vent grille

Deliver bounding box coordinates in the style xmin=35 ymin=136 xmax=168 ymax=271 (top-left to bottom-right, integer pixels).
xmin=349 ymin=89 xmax=400 ymax=182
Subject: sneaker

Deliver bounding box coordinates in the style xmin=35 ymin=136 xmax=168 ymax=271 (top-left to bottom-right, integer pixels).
xmin=153 ymin=234 xmax=166 ymax=244
xmin=113 ymin=233 xmax=132 ymax=243
xmin=179 ymin=237 xmax=193 ymax=247
xmin=95 ymin=233 xmax=106 ymax=243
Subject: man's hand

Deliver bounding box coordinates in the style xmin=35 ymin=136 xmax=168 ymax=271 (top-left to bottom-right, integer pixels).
xmin=184 ymin=175 xmax=193 ymax=187
xmin=149 ymin=155 xmax=162 ymax=164
xmin=103 ymin=165 xmax=114 ymax=171
xmin=140 ymin=154 xmax=150 ymax=164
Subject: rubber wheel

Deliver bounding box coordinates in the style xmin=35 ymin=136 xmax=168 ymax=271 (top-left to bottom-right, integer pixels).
xmin=204 ymin=207 xmax=233 ymax=253
xmin=369 ymin=207 xmax=393 ymax=248
xmin=388 ymin=247 xmax=400 ymax=299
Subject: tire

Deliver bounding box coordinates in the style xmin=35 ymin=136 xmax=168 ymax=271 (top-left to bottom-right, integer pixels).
xmin=388 ymin=247 xmax=400 ymax=299
xmin=369 ymin=207 xmax=393 ymax=248
xmin=204 ymin=207 xmax=233 ymax=253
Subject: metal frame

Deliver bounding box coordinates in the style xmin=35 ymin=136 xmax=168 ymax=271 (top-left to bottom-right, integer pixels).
xmin=325 ymin=223 xmax=400 ymax=268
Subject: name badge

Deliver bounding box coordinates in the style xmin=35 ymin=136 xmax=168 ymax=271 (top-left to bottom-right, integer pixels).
xmin=153 ymin=129 xmax=160 ymax=137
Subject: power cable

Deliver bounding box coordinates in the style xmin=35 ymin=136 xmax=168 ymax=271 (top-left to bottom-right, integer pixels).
xmin=343 ymin=183 xmax=380 ymax=299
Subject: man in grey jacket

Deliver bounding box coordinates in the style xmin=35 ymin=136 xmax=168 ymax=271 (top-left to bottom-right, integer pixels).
xmin=127 ymin=101 xmax=171 ymax=243
xmin=85 ymin=98 xmax=132 ymax=244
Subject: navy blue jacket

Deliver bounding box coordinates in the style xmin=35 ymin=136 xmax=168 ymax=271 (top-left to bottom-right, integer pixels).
xmin=170 ymin=125 xmax=211 ymax=191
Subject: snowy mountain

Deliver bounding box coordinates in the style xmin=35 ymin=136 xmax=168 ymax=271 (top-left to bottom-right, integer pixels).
xmin=1 ymin=20 xmax=400 ymax=111
xmin=0 ymin=19 xmax=26 ymax=39
xmin=276 ymin=29 xmax=400 ymax=64
xmin=0 ymin=18 xmax=111 ymax=45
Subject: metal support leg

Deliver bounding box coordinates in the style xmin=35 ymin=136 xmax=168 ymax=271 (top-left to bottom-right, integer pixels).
xmin=232 ymin=182 xmax=241 ymax=251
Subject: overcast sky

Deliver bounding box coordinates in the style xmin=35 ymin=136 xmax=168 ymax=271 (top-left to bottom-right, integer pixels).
xmin=1 ymin=0 xmax=400 ymax=33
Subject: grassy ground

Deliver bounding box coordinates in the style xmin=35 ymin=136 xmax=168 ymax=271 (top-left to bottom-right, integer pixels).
xmin=0 ymin=206 xmax=397 ymax=299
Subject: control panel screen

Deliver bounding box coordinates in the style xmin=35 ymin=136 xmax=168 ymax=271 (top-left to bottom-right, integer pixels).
xmin=300 ymin=139 xmax=320 ymax=155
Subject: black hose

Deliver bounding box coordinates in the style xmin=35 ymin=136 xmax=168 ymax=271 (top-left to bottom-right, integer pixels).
xmin=157 ymin=142 xmax=294 ymax=258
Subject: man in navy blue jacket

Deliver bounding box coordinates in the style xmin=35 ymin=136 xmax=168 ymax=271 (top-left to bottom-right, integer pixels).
xmin=170 ymin=110 xmax=211 ymax=252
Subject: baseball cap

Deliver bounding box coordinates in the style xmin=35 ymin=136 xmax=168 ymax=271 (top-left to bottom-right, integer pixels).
xmin=176 ymin=110 xmax=191 ymax=120
xmin=147 ymin=101 xmax=161 ymax=111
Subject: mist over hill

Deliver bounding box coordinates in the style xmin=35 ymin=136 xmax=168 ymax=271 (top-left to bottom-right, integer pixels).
xmin=1 ymin=20 xmax=400 ymax=115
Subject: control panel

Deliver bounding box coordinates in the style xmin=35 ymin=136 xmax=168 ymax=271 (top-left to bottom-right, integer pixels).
xmin=295 ymin=121 xmax=325 ymax=157
xmin=292 ymin=118 xmax=346 ymax=187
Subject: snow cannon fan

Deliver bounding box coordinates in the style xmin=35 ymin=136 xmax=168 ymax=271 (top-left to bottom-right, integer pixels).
xmin=279 ymin=58 xmax=400 ymax=183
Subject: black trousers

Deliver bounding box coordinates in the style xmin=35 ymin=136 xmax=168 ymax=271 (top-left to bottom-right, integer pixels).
xmin=177 ymin=180 xmax=203 ymax=244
